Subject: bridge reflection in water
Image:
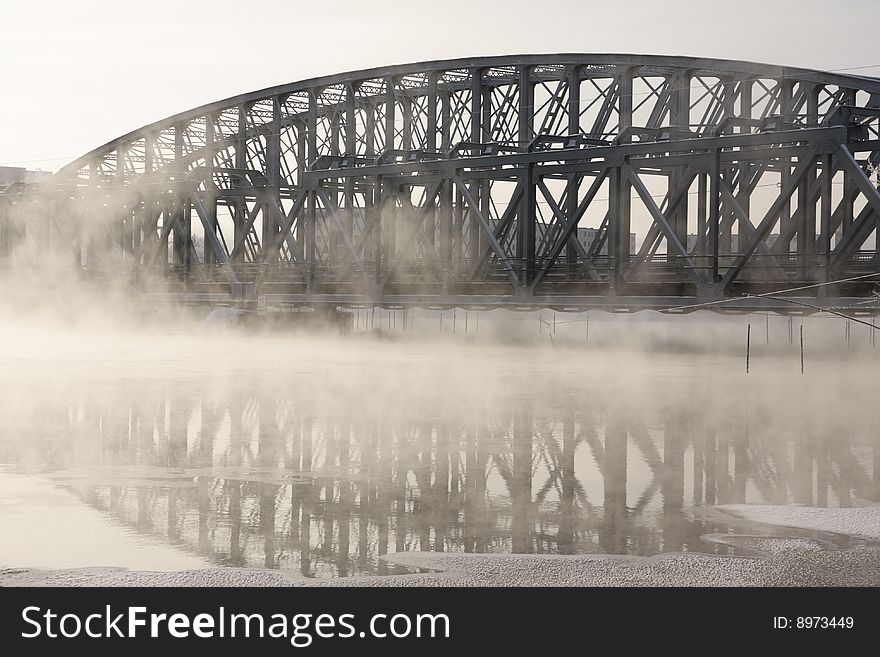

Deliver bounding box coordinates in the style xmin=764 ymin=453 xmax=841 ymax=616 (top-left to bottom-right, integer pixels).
xmin=3 ymin=355 xmax=877 ymax=578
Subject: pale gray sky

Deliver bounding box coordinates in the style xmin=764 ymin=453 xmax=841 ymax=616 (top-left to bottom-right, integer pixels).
xmin=2 ymin=0 xmax=878 ymax=172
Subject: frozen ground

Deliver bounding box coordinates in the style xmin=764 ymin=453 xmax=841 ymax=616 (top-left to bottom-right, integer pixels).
xmin=716 ymin=504 xmax=880 ymax=542
xmin=3 ymin=538 xmax=880 ymax=587
xmin=3 ymin=476 xmax=880 ymax=586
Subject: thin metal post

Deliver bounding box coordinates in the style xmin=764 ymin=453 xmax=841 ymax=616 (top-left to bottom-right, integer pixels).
xmin=746 ymin=322 xmax=751 ymax=374
xmin=800 ymin=324 xmax=805 ymax=374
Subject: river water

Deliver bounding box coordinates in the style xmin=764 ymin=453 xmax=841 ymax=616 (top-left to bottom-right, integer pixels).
xmin=0 ymin=318 xmax=877 ymax=577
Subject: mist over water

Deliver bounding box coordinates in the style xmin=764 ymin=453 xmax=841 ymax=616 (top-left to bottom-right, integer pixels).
xmin=0 ymin=309 xmax=877 ymax=577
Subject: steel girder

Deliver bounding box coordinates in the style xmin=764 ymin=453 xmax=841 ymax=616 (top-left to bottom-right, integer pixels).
xmin=3 ymin=54 xmax=880 ymax=311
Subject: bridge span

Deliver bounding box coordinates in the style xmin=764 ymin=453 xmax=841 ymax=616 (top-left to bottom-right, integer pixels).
xmin=3 ymin=54 xmax=880 ymax=313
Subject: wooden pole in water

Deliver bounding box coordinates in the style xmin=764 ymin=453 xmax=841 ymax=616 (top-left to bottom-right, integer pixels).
xmin=464 ymin=311 xmax=468 ymax=334
xmin=800 ymin=324 xmax=805 ymax=374
xmin=788 ymin=315 xmax=793 ymax=344
xmin=746 ymin=322 xmax=751 ymax=374
xmin=765 ymin=314 xmax=769 ymax=344
xmin=586 ymin=313 xmax=590 ymax=343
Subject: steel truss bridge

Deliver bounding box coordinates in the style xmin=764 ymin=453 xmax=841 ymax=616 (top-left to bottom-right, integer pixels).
xmin=4 ymin=54 xmax=880 ymax=312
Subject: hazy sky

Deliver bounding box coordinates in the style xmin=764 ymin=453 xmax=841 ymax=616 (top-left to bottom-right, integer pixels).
xmin=2 ymin=0 xmax=879 ymax=172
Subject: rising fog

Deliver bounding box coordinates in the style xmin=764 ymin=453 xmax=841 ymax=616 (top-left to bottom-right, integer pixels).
xmin=0 ymin=243 xmax=878 ymax=573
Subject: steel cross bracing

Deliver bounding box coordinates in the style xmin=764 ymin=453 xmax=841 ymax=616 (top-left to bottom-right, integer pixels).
xmin=3 ymin=54 xmax=880 ymax=312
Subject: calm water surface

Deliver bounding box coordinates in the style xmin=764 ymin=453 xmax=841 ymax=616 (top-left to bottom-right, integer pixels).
xmin=1 ymin=332 xmax=877 ymax=576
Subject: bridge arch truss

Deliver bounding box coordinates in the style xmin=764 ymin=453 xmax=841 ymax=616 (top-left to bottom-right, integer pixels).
xmin=4 ymin=54 xmax=880 ymax=311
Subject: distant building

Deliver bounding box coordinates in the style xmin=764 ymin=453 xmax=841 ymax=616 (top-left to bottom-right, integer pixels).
xmin=686 ymin=233 xmax=783 ymax=253
xmin=575 ymin=227 xmax=636 ymax=256
xmin=535 ymin=224 xmax=637 ymax=256
xmin=0 ymin=166 xmax=52 ymax=189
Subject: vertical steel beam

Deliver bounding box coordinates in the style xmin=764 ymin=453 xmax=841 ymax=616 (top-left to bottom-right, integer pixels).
xmin=452 ymin=183 xmax=463 ymax=276
xmin=116 ymin=144 xmax=128 ymax=258
xmin=806 ymin=83 xmax=820 ymax=127
xmin=344 ymin=84 xmax=356 ymax=249
xmin=367 ymin=175 xmax=380 ymax=276
xmin=708 ymin=149 xmax=721 ymax=283
xmin=306 ymin=91 xmax=318 ymax=291
xmin=203 ymin=113 xmax=217 ymax=268
xmin=728 ymin=79 xmax=752 ymax=257
xmin=440 ymin=84 xmax=451 ymax=152
xmin=173 ymin=121 xmax=190 ymax=277
xmin=696 ymin=171 xmax=708 ymax=261
xmin=382 ymin=181 xmax=398 ymax=289
xmin=668 ymin=71 xmax=691 ymax=264
xmin=607 ymin=165 xmax=621 ymax=292
xmin=384 ymin=77 xmax=396 ymax=150
xmin=794 ymin=85 xmax=819 ymax=265
xmin=469 ymin=68 xmax=484 ymax=265
xmin=796 ymin=166 xmax=816 ymax=260
xmin=427 ymin=73 xmax=438 ymax=152
xmin=232 ymin=104 xmax=248 ymax=263
xmin=518 ymin=64 xmax=534 ymax=144
xmin=565 ymin=65 xmax=581 ymax=279
xmin=618 ymin=67 xmax=633 ymax=134
xmin=519 ymin=163 xmax=537 ymax=287
xmin=439 ymin=179 xmax=453 ymax=288
xmin=265 ymin=97 xmax=282 ymax=252
xmin=365 ymin=102 xmax=377 ymax=266
xmin=140 ymin=133 xmax=156 ymax=269
xmin=328 ymin=106 xmax=340 ymax=262
xmin=778 ymin=80 xmax=794 ymax=253
xmin=819 ymin=153 xmax=833 ymax=280
xmin=480 ymin=77 xmax=493 ymax=265
xmin=402 ymin=94 xmax=412 ymax=151
xmin=518 ymin=66 xmax=536 ymax=286
xmin=616 ymin=68 xmax=633 ymax=279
